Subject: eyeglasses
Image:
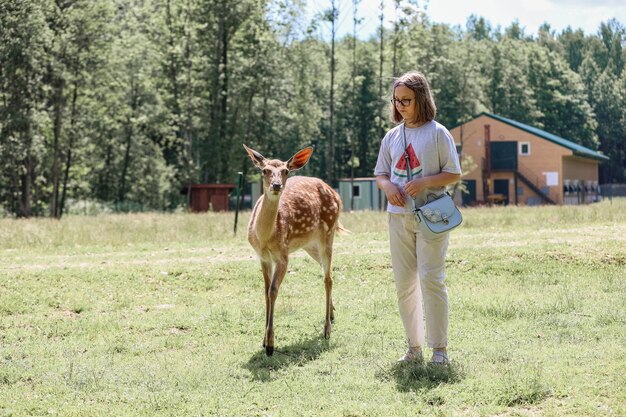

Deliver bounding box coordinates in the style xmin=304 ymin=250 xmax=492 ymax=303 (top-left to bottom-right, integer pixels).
xmin=391 ymin=98 xmax=412 ymax=107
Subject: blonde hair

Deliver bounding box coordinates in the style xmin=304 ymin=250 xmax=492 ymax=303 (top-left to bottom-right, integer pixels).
xmin=390 ymin=71 xmax=437 ymax=124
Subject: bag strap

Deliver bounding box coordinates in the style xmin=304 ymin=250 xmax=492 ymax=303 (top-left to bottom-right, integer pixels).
xmin=436 ymin=128 xmax=442 ymax=170
xmin=404 ymin=124 xmax=452 ymax=218
xmin=402 ymin=124 xmax=419 ymax=215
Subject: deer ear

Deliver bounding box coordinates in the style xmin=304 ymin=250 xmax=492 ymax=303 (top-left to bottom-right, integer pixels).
xmin=243 ymin=144 xmax=266 ymax=169
xmin=286 ymin=147 xmax=313 ymax=171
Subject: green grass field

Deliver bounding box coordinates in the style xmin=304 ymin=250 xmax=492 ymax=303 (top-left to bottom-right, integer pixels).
xmin=1 ymin=200 xmax=625 ymax=416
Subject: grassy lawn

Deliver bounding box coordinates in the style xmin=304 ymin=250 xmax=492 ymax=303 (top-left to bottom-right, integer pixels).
xmin=1 ymin=200 xmax=625 ymax=416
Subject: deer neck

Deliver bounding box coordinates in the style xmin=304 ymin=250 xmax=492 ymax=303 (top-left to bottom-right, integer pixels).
xmin=254 ymin=193 xmax=281 ymax=243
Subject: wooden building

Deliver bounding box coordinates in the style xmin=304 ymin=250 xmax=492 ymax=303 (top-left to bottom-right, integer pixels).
xmin=450 ymin=112 xmax=609 ymax=206
xmin=185 ymin=184 xmax=235 ymax=212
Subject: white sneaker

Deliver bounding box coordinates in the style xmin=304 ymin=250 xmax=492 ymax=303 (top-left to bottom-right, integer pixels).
xmin=397 ymin=346 xmax=423 ymax=362
xmin=430 ymin=350 xmax=449 ymax=365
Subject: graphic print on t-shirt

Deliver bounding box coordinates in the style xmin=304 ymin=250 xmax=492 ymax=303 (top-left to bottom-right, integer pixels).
xmin=393 ymin=143 xmax=422 ymax=178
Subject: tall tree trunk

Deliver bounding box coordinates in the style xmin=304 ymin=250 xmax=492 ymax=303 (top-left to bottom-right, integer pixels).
xmin=10 ymin=155 xmax=21 ymax=215
xmin=184 ymin=1 xmax=194 ymax=168
xmin=327 ymin=0 xmax=337 ymax=184
xmin=59 ymin=80 xmax=79 ymax=218
xmin=378 ymin=0 xmax=385 ymax=139
xmin=50 ymin=78 xmax=65 ymax=218
xmin=166 ymin=0 xmax=180 ymax=117
xmin=165 ymin=0 xmax=182 ymax=168
xmin=101 ymin=144 xmax=113 ymax=201
xmin=119 ymin=80 xmax=138 ymax=203
xmin=352 ymin=1 xmax=358 ymax=81
xmin=392 ymin=0 xmax=399 ymax=77
xmin=20 ymin=153 xmax=32 ymax=217
xmin=207 ymin=0 xmax=227 ymax=182
xmin=20 ymin=109 xmax=33 ymax=217
xmin=261 ymin=85 xmax=269 ymax=142
xmin=119 ymin=124 xmax=133 ymax=204
xmin=218 ymin=0 xmax=229 ymax=182
xmin=350 ymin=0 xmax=360 ymax=210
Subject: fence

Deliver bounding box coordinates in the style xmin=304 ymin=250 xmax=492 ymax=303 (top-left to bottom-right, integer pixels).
xmin=600 ymin=184 xmax=626 ymax=198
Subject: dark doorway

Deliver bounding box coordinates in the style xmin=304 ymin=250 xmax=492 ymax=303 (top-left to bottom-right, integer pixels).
xmin=493 ymin=179 xmax=510 ymax=205
xmin=462 ymin=179 xmax=476 ymax=206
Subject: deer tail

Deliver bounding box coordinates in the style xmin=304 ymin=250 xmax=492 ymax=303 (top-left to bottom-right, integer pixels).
xmin=336 ymin=221 xmax=351 ymax=234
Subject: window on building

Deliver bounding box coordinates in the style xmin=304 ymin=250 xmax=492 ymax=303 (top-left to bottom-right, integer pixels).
xmin=519 ymin=142 xmax=530 ymax=156
xmin=352 ymin=185 xmax=361 ymax=198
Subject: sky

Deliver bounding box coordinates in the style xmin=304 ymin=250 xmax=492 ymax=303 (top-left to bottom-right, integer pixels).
xmin=305 ymin=0 xmax=626 ymax=40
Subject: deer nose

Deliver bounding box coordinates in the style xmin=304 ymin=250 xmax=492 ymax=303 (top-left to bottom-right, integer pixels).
xmin=271 ymin=183 xmax=282 ymax=192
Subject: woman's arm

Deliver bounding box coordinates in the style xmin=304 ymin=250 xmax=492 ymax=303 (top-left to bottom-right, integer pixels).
xmin=376 ymin=175 xmax=406 ymax=207
xmin=404 ymin=172 xmax=461 ymax=198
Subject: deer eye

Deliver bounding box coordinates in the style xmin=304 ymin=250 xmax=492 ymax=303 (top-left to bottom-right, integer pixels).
xmin=281 ymin=169 xmax=289 ymax=175
xmin=262 ymin=169 xmax=271 ymax=176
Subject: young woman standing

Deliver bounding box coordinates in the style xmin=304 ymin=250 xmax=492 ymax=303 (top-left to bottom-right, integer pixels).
xmin=374 ymin=71 xmax=462 ymax=364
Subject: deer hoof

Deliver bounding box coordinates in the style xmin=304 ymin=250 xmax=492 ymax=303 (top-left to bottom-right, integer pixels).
xmin=265 ymin=345 xmax=274 ymax=356
xmin=324 ymin=323 xmax=332 ymax=339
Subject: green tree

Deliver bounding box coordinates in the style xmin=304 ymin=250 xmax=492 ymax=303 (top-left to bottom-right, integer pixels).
xmin=485 ymin=40 xmax=540 ymax=123
xmin=0 ymin=0 xmax=50 ymax=217
xmin=598 ymin=19 xmax=625 ymax=76
xmin=1 ymin=2 xmax=624 ymax=216
xmin=45 ymin=0 xmax=113 ymax=217
xmin=584 ymin=68 xmax=626 ymax=183
xmin=557 ymin=26 xmax=586 ymax=71
xmin=527 ymin=45 xmax=598 ymax=148
xmin=466 ymin=14 xmax=492 ymax=41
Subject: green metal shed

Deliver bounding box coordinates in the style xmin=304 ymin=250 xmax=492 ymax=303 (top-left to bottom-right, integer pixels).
xmin=337 ymin=177 xmax=387 ymax=211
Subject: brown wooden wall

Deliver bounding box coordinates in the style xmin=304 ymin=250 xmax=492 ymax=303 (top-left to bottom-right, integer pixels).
xmin=188 ymin=184 xmax=235 ymax=212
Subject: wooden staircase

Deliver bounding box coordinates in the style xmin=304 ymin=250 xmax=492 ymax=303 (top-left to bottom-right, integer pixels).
xmin=515 ymin=171 xmax=556 ymax=205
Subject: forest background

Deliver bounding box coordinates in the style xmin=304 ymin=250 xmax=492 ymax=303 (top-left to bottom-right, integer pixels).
xmin=1 ymin=0 xmax=625 ymax=218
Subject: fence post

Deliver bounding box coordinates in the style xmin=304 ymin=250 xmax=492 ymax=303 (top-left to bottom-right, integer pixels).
xmin=233 ymin=172 xmax=244 ymax=236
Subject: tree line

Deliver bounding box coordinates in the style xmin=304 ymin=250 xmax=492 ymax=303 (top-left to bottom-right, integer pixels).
xmin=1 ymin=0 xmax=624 ymax=217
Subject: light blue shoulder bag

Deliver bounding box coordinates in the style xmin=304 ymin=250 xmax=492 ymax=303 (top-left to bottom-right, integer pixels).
xmin=402 ymin=124 xmax=462 ymax=238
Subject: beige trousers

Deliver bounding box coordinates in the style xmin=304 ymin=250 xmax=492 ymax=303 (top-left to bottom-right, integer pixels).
xmin=388 ymin=213 xmax=449 ymax=349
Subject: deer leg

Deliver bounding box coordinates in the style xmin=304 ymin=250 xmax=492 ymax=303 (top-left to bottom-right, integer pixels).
xmin=265 ymin=257 xmax=288 ymax=356
xmin=322 ymin=245 xmax=334 ymax=339
xmin=260 ymin=261 xmax=272 ymax=348
xmin=305 ymin=245 xmax=335 ymax=326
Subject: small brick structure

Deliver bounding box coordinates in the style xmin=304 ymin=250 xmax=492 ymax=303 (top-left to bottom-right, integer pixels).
xmin=186 ymin=184 xmax=235 ymax=212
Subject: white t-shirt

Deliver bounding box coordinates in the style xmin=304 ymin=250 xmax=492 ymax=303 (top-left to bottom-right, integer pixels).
xmin=374 ymin=121 xmax=461 ymax=213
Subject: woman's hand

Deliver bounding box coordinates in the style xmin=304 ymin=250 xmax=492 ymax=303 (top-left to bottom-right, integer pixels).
xmin=383 ymin=183 xmax=406 ymax=207
xmin=404 ymin=178 xmax=428 ymax=198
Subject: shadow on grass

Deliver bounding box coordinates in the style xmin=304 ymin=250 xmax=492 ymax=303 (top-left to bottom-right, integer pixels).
xmin=377 ymin=360 xmax=464 ymax=392
xmin=243 ymin=336 xmax=332 ymax=381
